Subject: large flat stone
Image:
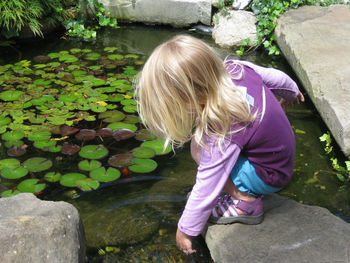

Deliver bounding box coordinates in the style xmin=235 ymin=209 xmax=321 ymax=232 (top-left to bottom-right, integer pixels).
xmin=203 ymin=194 xmax=350 ymax=263
xmin=275 ymin=5 xmax=350 ymax=157
xmin=96 ymin=0 xmax=212 ymax=27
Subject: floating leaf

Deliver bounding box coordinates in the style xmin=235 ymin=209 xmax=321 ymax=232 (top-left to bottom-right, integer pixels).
xmin=108 ymin=153 xmax=134 ymax=168
xmin=135 ymin=129 xmax=157 ymax=141
xmin=78 ymin=160 xmax=102 ymax=171
xmin=59 ymin=124 xmax=80 ymax=136
xmin=7 ymin=146 xmax=27 ymax=157
xmin=113 ymin=129 xmax=135 ymax=141
xmin=79 ymin=145 xmax=109 ymax=159
xmin=124 ymin=115 xmax=139 ymax=124
xmin=98 ymin=110 xmax=125 ymax=123
xmin=2 ymin=131 xmax=25 ymax=141
xmin=23 ymin=157 xmax=53 ymax=172
xmin=123 ymin=105 xmax=137 ymax=113
xmin=47 ymin=145 xmax=62 ymax=153
xmin=60 ymin=173 xmax=86 ymax=187
xmin=75 ymin=129 xmax=96 ymax=141
xmin=33 ymin=140 xmax=56 ymax=149
xmin=129 ymin=158 xmax=158 ymax=173
xmin=89 ymin=167 xmax=121 ymax=182
xmin=107 ymin=122 xmax=137 ymax=132
xmin=0 ymin=158 xmax=20 ymax=170
xmin=4 ymin=140 xmax=24 ymax=148
xmin=59 ymin=54 xmax=78 ymax=63
xmin=108 ymin=94 xmax=124 ymax=102
xmin=104 ymin=47 xmax=118 ymax=53
xmin=0 ymin=116 xmax=11 ymax=126
xmin=44 ymin=172 xmax=62 ymax=182
xmin=131 ymin=147 xmax=156 ymax=159
xmin=96 ymin=128 xmax=113 ymax=138
xmin=1 ymin=166 xmax=28 ymax=179
xmin=76 ymin=178 xmax=100 ymax=191
xmin=27 ymin=131 xmax=51 ymax=141
xmin=0 ymin=90 xmax=24 ymax=101
xmin=61 ymin=143 xmax=81 ymax=155
xmin=18 ymin=179 xmax=46 ymax=193
xmin=121 ymin=99 xmax=136 ymax=106
xmin=58 ymin=94 xmax=78 ymax=103
xmin=141 ymin=140 xmax=171 ymax=155
xmin=108 ymin=54 xmax=123 ymax=60
xmin=1 ymin=189 xmax=21 ymax=198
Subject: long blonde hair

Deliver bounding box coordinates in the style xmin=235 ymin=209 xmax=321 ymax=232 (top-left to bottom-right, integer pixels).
xmin=135 ymin=35 xmax=255 ymax=149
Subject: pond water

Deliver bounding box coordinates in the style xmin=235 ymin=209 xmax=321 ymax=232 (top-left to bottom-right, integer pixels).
xmin=0 ymin=25 xmax=349 ymax=262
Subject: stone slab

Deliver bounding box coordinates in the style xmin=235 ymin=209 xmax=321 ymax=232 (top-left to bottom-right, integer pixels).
xmin=275 ymin=5 xmax=350 ymax=157
xmin=96 ymin=0 xmax=212 ymax=27
xmin=203 ymin=194 xmax=350 ymax=263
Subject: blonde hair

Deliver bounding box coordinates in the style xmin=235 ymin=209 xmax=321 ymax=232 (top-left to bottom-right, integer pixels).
xmin=135 ymin=35 xmax=255 ymax=149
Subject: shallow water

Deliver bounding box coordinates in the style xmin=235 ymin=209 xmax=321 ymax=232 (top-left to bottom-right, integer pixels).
xmin=1 ymin=24 xmax=349 ymax=262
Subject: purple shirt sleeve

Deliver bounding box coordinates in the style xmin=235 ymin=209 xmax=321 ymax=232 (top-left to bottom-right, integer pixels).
xmin=178 ymin=141 xmax=241 ymax=236
xmin=233 ymin=60 xmax=300 ymax=101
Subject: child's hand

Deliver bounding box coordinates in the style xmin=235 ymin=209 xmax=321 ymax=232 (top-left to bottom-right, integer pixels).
xmin=280 ymin=91 xmax=305 ymax=109
xmin=176 ymin=228 xmax=196 ymax=255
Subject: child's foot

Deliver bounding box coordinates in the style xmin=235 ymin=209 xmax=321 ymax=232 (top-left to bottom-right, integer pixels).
xmin=209 ymin=194 xmax=264 ymax=225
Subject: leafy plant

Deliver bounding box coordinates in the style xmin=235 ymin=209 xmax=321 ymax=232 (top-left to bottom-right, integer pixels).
xmin=320 ymin=132 xmax=350 ymax=182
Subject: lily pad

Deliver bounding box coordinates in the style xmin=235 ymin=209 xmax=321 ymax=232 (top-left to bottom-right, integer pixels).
xmin=59 ymin=54 xmax=78 ymax=63
xmin=60 ymin=173 xmax=87 ymax=187
xmin=4 ymin=140 xmax=24 ymax=148
xmin=1 ymin=189 xmax=21 ymax=198
xmin=75 ymin=129 xmax=96 ymax=141
xmin=61 ymin=143 xmax=81 ymax=155
xmin=108 ymin=153 xmax=134 ymax=168
xmin=121 ymin=99 xmax=136 ymax=106
xmin=89 ymin=167 xmax=121 ymax=182
xmin=33 ymin=140 xmax=56 ymax=149
xmin=135 ymin=129 xmax=157 ymax=141
xmin=59 ymin=124 xmax=80 ymax=136
xmin=18 ymin=179 xmax=46 ymax=193
xmin=123 ymin=105 xmax=138 ymax=113
xmin=79 ymin=145 xmax=109 ymax=160
xmin=0 ymin=158 xmax=20 ymax=170
xmin=76 ymin=178 xmax=100 ymax=191
xmin=141 ymin=140 xmax=171 ymax=155
xmin=23 ymin=157 xmax=53 ymax=172
xmin=0 ymin=116 xmax=11 ymax=126
xmin=7 ymin=146 xmax=27 ymax=157
xmin=1 ymin=166 xmax=28 ymax=179
xmin=96 ymin=128 xmax=113 ymax=138
xmin=27 ymin=131 xmax=51 ymax=141
xmin=123 ymin=115 xmax=139 ymax=124
xmin=0 ymin=90 xmax=24 ymax=101
xmin=131 ymin=147 xmax=156 ymax=159
xmin=108 ymin=94 xmax=124 ymax=102
xmin=98 ymin=110 xmax=125 ymax=123
xmin=113 ymin=129 xmax=135 ymax=141
xmin=129 ymin=158 xmax=158 ymax=173
xmin=2 ymin=131 xmax=25 ymax=141
xmin=44 ymin=172 xmax=62 ymax=182
xmin=107 ymin=122 xmax=138 ymax=132
xmin=78 ymin=160 xmax=102 ymax=171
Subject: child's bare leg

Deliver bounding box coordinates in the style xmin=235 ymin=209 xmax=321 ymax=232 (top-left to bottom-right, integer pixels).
xmin=224 ymin=177 xmax=256 ymax=202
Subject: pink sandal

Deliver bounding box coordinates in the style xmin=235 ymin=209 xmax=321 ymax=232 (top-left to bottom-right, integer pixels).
xmin=209 ymin=194 xmax=264 ymax=225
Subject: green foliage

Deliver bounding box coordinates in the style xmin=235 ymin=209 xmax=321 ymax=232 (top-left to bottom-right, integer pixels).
xmin=0 ymin=0 xmax=69 ymax=39
xmin=63 ymin=0 xmax=118 ymax=40
xmin=319 ymin=132 xmax=350 ymax=182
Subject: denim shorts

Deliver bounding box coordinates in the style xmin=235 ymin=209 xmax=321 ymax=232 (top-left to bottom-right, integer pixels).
xmin=230 ymin=155 xmax=281 ymax=196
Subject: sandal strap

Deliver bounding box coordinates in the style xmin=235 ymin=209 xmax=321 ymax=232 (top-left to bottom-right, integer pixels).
xmin=234 ymin=196 xmax=262 ymax=215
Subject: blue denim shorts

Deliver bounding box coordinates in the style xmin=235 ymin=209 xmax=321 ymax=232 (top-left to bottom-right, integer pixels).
xmin=230 ymin=155 xmax=281 ymax=196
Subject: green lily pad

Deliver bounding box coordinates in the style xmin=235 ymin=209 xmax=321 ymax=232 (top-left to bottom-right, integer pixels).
xmin=85 ymin=52 xmax=100 ymax=60
xmin=60 ymin=173 xmax=87 ymax=187
xmin=135 ymin=129 xmax=157 ymax=141
xmin=129 ymin=158 xmax=158 ymax=173
xmin=2 ymin=131 xmax=25 ymax=141
xmin=47 ymin=145 xmax=62 ymax=153
xmin=59 ymin=54 xmax=78 ymax=63
xmin=106 ymin=122 xmax=138 ymax=132
xmin=17 ymin=179 xmax=46 ymax=193
xmin=48 ymin=52 xmax=60 ymax=58
xmin=1 ymin=189 xmax=21 ymax=198
xmin=23 ymin=157 xmax=53 ymax=172
xmin=131 ymin=147 xmax=156 ymax=159
xmin=123 ymin=115 xmax=139 ymax=124
xmin=58 ymin=94 xmax=78 ymax=103
xmin=0 ymin=158 xmax=20 ymax=170
xmin=0 ymin=90 xmax=24 ymax=101
xmin=90 ymin=104 xmax=107 ymax=113
xmin=0 ymin=116 xmax=11 ymax=126
xmin=1 ymin=166 xmax=28 ymax=179
xmin=72 ymin=70 xmax=87 ymax=77
xmin=79 ymin=145 xmax=109 ymax=160
xmin=121 ymin=99 xmax=137 ymax=106
xmin=27 ymin=131 xmax=51 ymax=141
xmin=76 ymin=178 xmax=100 ymax=191
xmin=89 ymin=167 xmax=121 ymax=182
xmin=108 ymin=153 xmax=134 ymax=168
xmin=108 ymin=54 xmax=124 ymax=60
xmin=98 ymin=110 xmax=125 ymax=122
xmin=123 ymin=105 xmax=138 ymax=113
xmin=44 ymin=172 xmax=62 ymax=182
xmin=33 ymin=140 xmax=56 ymax=149
xmin=108 ymin=94 xmax=124 ymax=102
xmin=104 ymin=47 xmax=118 ymax=53
xmin=141 ymin=140 xmax=171 ymax=155
xmin=78 ymin=160 xmax=102 ymax=171
xmin=4 ymin=140 xmax=24 ymax=148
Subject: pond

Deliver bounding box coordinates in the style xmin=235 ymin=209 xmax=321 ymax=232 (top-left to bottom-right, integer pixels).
xmin=0 ymin=24 xmax=349 ymax=262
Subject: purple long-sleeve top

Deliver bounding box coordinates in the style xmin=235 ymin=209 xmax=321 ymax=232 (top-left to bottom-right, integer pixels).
xmin=178 ymin=60 xmax=300 ymax=237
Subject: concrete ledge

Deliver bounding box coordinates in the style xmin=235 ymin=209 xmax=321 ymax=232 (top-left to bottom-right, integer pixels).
xmin=275 ymin=5 xmax=350 ymax=157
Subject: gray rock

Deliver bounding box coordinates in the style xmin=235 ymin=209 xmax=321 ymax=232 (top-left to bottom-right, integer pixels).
xmin=0 ymin=193 xmax=86 ymax=263
xmin=275 ymin=5 xmax=350 ymax=157
xmin=85 ymin=0 xmax=212 ymax=27
xmin=203 ymin=194 xmax=350 ymax=263
xmin=212 ymin=10 xmax=257 ymax=48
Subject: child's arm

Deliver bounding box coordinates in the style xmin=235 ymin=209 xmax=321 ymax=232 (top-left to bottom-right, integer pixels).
xmin=177 ymin=141 xmax=241 ymax=249
xmin=234 ymin=60 xmax=304 ymax=107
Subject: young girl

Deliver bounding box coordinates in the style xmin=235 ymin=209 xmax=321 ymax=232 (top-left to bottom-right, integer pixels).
xmin=135 ymin=35 xmax=304 ymax=255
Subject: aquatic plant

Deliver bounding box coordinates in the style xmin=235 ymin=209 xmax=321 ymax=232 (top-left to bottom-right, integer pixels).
xmin=0 ymin=47 xmax=170 ymax=197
